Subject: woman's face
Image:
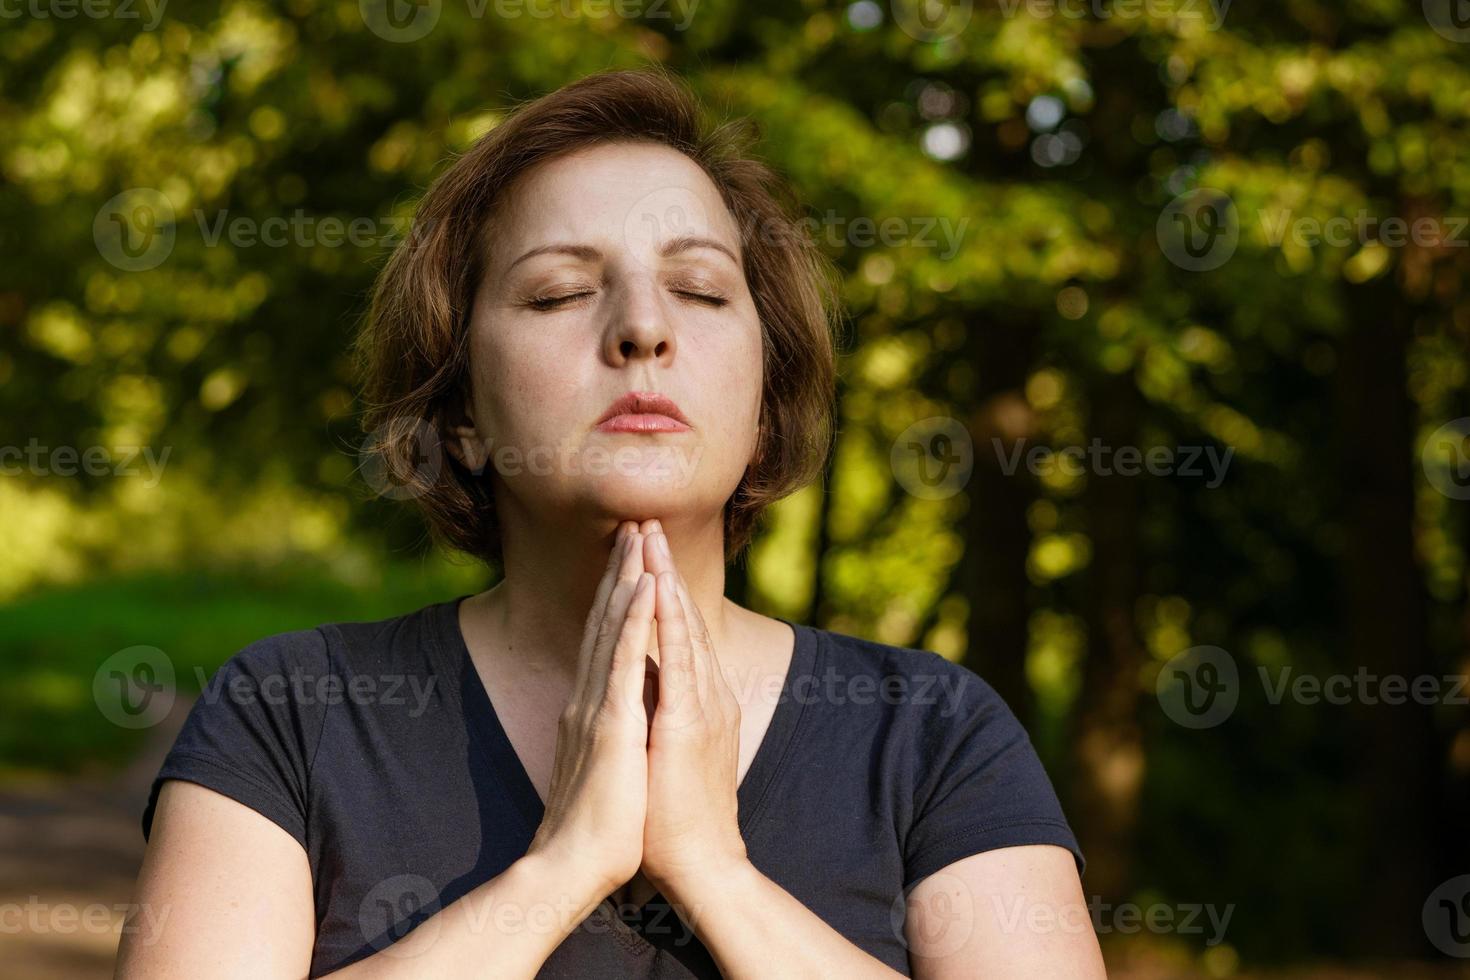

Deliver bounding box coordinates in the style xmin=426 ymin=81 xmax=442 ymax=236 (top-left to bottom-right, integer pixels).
xmin=453 ymin=140 xmax=763 ymax=531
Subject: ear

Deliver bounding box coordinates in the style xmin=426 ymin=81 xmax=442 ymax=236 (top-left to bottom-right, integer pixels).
xmin=441 ymin=389 xmax=491 ymax=475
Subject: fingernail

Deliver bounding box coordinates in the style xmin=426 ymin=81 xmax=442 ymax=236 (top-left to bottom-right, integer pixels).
xmin=657 ymin=533 xmax=670 ymax=558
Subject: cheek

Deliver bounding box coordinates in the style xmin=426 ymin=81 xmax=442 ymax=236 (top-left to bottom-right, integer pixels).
xmin=734 ymin=328 xmax=765 ymax=419
xmin=692 ymin=329 xmax=763 ymax=453
xmin=470 ymin=330 xmax=585 ymax=443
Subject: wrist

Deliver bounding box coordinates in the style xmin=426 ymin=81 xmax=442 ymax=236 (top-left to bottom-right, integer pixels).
xmin=515 ymin=847 xmax=618 ymax=912
xmin=655 ymin=853 xmax=760 ymax=910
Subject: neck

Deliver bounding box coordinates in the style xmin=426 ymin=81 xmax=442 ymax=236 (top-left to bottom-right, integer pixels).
xmin=474 ymin=505 xmax=736 ymax=675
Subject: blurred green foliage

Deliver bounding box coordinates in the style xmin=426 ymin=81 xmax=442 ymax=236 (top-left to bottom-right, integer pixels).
xmin=0 ymin=556 xmax=482 ymax=777
xmin=2 ymin=0 xmax=1468 ymax=969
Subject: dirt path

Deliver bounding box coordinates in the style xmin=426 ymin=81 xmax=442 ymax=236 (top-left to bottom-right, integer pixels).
xmin=0 ymin=695 xmax=192 ymax=980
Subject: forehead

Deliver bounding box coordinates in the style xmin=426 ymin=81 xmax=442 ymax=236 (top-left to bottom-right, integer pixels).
xmin=484 ymin=141 xmax=742 ymax=267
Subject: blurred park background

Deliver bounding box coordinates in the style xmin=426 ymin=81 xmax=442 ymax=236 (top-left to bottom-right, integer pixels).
xmin=3 ymin=0 xmax=1470 ymax=976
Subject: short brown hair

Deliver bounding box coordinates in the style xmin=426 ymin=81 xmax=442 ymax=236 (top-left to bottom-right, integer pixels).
xmin=353 ymin=66 xmax=841 ymax=569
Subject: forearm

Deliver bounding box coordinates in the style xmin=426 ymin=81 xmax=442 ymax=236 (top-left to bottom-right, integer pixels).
xmin=662 ymin=861 xmax=906 ymax=980
xmin=324 ymin=852 xmax=607 ymax=979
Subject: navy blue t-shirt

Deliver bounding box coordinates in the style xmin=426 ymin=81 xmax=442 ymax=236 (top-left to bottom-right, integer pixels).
xmin=141 ymin=595 xmax=1083 ymax=977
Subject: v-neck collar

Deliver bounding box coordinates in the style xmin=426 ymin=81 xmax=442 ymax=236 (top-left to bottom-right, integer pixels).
xmin=432 ymin=593 xmax=820 ymax=847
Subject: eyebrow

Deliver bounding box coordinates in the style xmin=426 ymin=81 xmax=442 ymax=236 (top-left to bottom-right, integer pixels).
xmin=505 ymin=242 xmax=601 ymax=271
xmin=660 ymin=234 xmax=740 ymax=267
xmin=506 ymin=235 xmax=739 ymax=271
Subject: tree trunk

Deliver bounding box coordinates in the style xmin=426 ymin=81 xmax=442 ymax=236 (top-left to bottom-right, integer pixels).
xmin=960 ymin=313 xmax=1038 ymax=729
xmin=804 ymin=464 xmax=835 ymax=628
xmin=1337 ymin=277 xmax=1441 ymax=955
xmin=1068 ymin=370 xmax=1147 ymax=902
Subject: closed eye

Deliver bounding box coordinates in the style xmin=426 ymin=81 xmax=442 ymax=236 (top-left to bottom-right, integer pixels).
xmin=524 ymin=291 xmax=595 ymax=311
xmin=667 ymin=276 xmax=729 ymax=307
xmin=520 ymin=285 xmax=728 ymax=310
xmin=674 ymin=289 xmax=728 ymax=307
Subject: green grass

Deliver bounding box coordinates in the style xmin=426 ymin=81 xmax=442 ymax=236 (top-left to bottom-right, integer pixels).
xmin=0 ymin=560 xmax=490 ymax=778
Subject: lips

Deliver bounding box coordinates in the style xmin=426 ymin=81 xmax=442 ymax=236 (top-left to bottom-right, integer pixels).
xmin=594 ymin=391 xmax=692 ymax=433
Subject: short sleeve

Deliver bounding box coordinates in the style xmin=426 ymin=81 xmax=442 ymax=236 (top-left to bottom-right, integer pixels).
xmin=141 ymin=628 xmax=332 ymax=852
xmin=902 ymin=653 xmax=1084 ymax=891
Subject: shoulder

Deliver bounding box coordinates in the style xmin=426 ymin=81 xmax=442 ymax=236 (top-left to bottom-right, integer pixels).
xmin=182 ymin=595 xmax=463 ymax=731
xmin=221 ymin=625 xmax=331 ymax=675
xmin=792 ymin=626 xmax=1082 ymax=883
xmin=228 ymin=595 xmax=463 ymax=677
xmin=142 ymin=597 xmax=465 ymax=843
xmin=314 ymin=596 xmax=459 ymax=657
xmin=794 ymin=622 xmax=1010 ymax=732
xmin=206 ymin=603 xmax=422 ymax=677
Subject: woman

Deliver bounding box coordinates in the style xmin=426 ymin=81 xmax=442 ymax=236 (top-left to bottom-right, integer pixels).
xmin=117 ymin=68 xmax=1104 ymax=978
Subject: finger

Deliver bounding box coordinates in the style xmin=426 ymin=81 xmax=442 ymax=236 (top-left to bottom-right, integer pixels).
xmin=643 ymin=526 xmax=714 ymax=701
xmin=671 ymin=572 xmax=720 ymax=701
xmin=637 ymin=523 xmax=672 ymax=665
xmin=584 ymin=523 xmax=634 ymax=653
xmin=640 ymin=521 xmax=674 ymax=579
xmin=654 ymin=570 xmax=699 ymax=725
xmin=573 ymin=524 xmax=638 ymax=703
xmin=606 ymin=572 xmax=654 ymax=719
xmin=587 ymin=531 xmax=646 ymax=704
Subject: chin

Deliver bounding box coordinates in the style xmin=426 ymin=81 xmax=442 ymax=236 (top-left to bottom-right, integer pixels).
xmin=573 ymin=441 xmax=713 ymax=494
xmin=575 ymin=476 xmax=731 ymax=522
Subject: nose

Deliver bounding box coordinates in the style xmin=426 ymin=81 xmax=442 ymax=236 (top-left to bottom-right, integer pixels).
xmin=603 ymin=274 xmax=676 ymax=365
